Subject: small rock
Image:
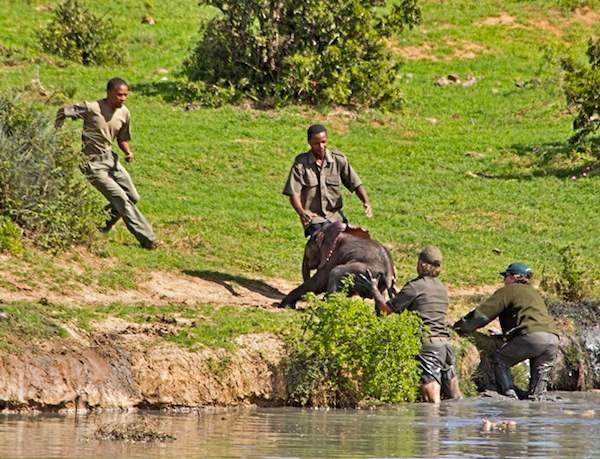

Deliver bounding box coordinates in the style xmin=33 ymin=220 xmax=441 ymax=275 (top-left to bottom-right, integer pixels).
xmin=425 ymin=117 xmax=439 ymax=125
xmin=462 ymin=76 xmax=477 ymax=87
xmin=156 ymin=68 xmax=169 ymax=75
xmin=492 ymin=248 xmax=502 ymax=254
xmin=141 ymin=15 xmax=156 ymax=25
xmin=0 ymin=312 xmax=9 ymax=321
xmin=447 ymin=73 xmax=461 ymax=83
xmin=434 ymin=77 xmax=451 ymax=87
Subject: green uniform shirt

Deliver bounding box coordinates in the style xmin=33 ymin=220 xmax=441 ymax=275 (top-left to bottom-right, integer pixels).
xmin=59 ymin=99 xmax=131 ymax=157
xmin=390 ymin=276 xmax=450 ymax=338
xmin=282 ymin=149 xmax=362 ymax=224
xmin=476 ymin=283 xmax=558 ymax=337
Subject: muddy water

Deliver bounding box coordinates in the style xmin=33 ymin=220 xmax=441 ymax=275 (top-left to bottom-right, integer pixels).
xmin=2 ymin=392 xmax=600 ymax=458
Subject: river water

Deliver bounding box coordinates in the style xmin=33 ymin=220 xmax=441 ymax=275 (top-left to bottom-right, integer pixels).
xmin=2 ymin=392 xmax=600 ymax=458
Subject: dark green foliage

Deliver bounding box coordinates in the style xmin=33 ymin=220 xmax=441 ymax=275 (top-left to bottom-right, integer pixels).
xmin=287 ymin=291 xmax=424 ymax=407
xmin=0 ymin=94 xmax=105 ymax=250
xmin=37 ymin=0 xmax=117 ymax=65
xmin=183 ymin=0 xmax=421 ymax=108
xmin=561 ymin=38 xmax=600 ymax=143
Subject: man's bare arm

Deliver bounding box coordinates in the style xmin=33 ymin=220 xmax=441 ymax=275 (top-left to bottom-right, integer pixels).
xmin=289 ymin=194 xmax=316 ymax=227
xmin=355 ymin=185 xmax=373 ymax=218
xmin=118 ymin=140 xmax=134 ymax=162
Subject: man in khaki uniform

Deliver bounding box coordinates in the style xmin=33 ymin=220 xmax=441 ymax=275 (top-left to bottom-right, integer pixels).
xmin=283 ymin=124 xmax=372 ymax=237
xmin=55 ymin=77 xmax=158 ymax=249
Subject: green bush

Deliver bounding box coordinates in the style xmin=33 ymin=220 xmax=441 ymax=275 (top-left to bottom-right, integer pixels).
xmin=287 ymin=290 xmax=425 ymax=407
xmin=0 ymin=93 xmax=105 ymax=250
xmin=37 ymin=0 xmax=117 ymax=65
xmin=184 ymin=0 xmax=421 ymax=108
xmin=0 ymin=215 xmax=23 ymax=255
xmin=561 ymin=38 xmax=600 ymax=144
xmin=540 ymin=245 xmax=595 ymax=301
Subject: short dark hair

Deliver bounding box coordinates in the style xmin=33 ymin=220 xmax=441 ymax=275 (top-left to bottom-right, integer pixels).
xmin=307 ymin=124 xmax=327 ymax=140
xmin=107 ymin=77 xmax=128 ymax=92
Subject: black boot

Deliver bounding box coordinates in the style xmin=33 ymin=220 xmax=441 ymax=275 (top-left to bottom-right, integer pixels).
xmin=494 ymin=361 xmax=518 ymax=399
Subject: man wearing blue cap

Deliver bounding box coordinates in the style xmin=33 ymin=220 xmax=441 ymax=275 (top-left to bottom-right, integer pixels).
xmin=453 ymin=262 xmax=559 ymax=400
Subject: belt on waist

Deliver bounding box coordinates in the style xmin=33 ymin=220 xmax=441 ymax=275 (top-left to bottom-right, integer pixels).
xmin=85 ymin=152 xmax=113 ymax=162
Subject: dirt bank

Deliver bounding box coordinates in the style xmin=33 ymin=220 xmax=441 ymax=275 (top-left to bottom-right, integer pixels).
xmin=0 ymin=325 xmax=287 ymax=413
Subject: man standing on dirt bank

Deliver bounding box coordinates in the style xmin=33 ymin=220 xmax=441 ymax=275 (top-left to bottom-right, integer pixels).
xmin=55 ymin=77 xmax=159 ymax=249
xmin=357 ymin=246 xmax=463 ymax=404
xmin=453 ymin=262 xmax=559 ymax=401
xmin=283 ymin=124 xmax=372 ymax=237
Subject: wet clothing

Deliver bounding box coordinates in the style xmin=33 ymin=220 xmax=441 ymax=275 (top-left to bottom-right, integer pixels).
xmin=453 ymin=283 xmax=559 ymax=399
xmin=283 ymin=149 xmax=362 ymax=227
xmin=58 ymin=100 xmax=155 ymax=248
xmin=419 ymin=338 xmax=457 ymax=385
xmin=391 ymin=276 xmax=450 ymax=339
xmin=389 ymin=276 xmax=456 ymax=386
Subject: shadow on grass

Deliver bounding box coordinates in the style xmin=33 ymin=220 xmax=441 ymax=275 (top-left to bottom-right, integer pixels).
xmin=183 ymin=270 xmax=285 ymax=300
xmin=472 ymin=139 xmax=600 ymax=181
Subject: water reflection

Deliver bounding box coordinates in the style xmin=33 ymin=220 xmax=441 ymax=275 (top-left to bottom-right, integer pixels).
xmin=2 ymin=393 xmax=600 ymax=458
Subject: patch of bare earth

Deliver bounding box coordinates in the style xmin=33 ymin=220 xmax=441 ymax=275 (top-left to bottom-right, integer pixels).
xmin=391 ymin=40 xmax=489 ymax=61
xmin=476 ymin=13 xmax=518 ymax=27
xmin=572 ymin=7 xmax=600 ymax=26
xmin=478 ymin=8 xmax=599 ymax=37
xmin=0 ymin=268 xmax=296 ymax=307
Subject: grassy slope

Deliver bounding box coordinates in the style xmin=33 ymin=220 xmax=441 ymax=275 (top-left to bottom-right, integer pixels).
xmin=1 ymin=0 xmax=599 ymax=291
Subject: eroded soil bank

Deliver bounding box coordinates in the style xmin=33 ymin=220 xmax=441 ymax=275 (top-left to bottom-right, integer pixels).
xmin=0 ymin=265 xmax=595 ymax=412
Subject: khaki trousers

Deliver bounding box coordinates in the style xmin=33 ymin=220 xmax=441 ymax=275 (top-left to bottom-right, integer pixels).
xmin=83 ymin=152 xmax=155 ymax=247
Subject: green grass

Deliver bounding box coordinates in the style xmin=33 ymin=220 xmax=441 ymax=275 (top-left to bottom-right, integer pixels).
xmin=1 ymin=0 xmax=600 ymax=289
xmin=3 ymin=300 xmax=298 ymax=351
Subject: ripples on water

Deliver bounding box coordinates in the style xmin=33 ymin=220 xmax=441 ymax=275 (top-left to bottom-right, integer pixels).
xmin=2 ymin=392 xmax=600 ymax=458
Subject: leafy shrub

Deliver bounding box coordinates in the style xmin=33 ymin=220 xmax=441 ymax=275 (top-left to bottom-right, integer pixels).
xmin=184 ymin=0 xmax=421 ymax=108
xmin=37 ymin=0 xmax=117 ymax=65
xmin=0 ymin=215 xmax=23 ymax=255
xmin=561 ymin=38 xmax=600 ymax=143
xmin=287 ymin=290 xmax=424 ymax=407
xmin=0 ymin=93 xmax=105 ymax=251
xmin=540 ymin=245 xmax=595 ymax=301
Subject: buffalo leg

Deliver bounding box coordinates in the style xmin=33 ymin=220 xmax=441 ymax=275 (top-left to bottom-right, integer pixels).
xmin=326 ymin=262 xmax=370 ymax=293
xmin=280 ymin=269 xmax=330 ymax=308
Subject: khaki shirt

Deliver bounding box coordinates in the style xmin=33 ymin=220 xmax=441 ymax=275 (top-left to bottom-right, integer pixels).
xmin=59 ymin=99 xmax=131 ymax=157
xmin=390 ymin=276 xmax=450 ymax=338
xmin=282 ymin=149 xmax=362 ymax=224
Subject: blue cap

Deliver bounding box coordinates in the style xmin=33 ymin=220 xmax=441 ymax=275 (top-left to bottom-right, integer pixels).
xmin=499 ymin=262 xmax=532 ymax=277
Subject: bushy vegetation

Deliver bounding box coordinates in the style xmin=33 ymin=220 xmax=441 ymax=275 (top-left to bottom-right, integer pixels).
xmin=287 ymin=290 xmax=424 ymax=407
xmin=562 ymin=38 xmax=600 ymax=144
xmin=540 ymin=245 xmax=596 ymax=301
xmin=183 ymin=0 xmax=421 ymax=108
xmin=0 ymin=93 xmax=105 ymax=250
xmin=0 ymin=215 xmax=23 ymax=255
xmin=37 ymin=0 xmax=117 ymax=65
